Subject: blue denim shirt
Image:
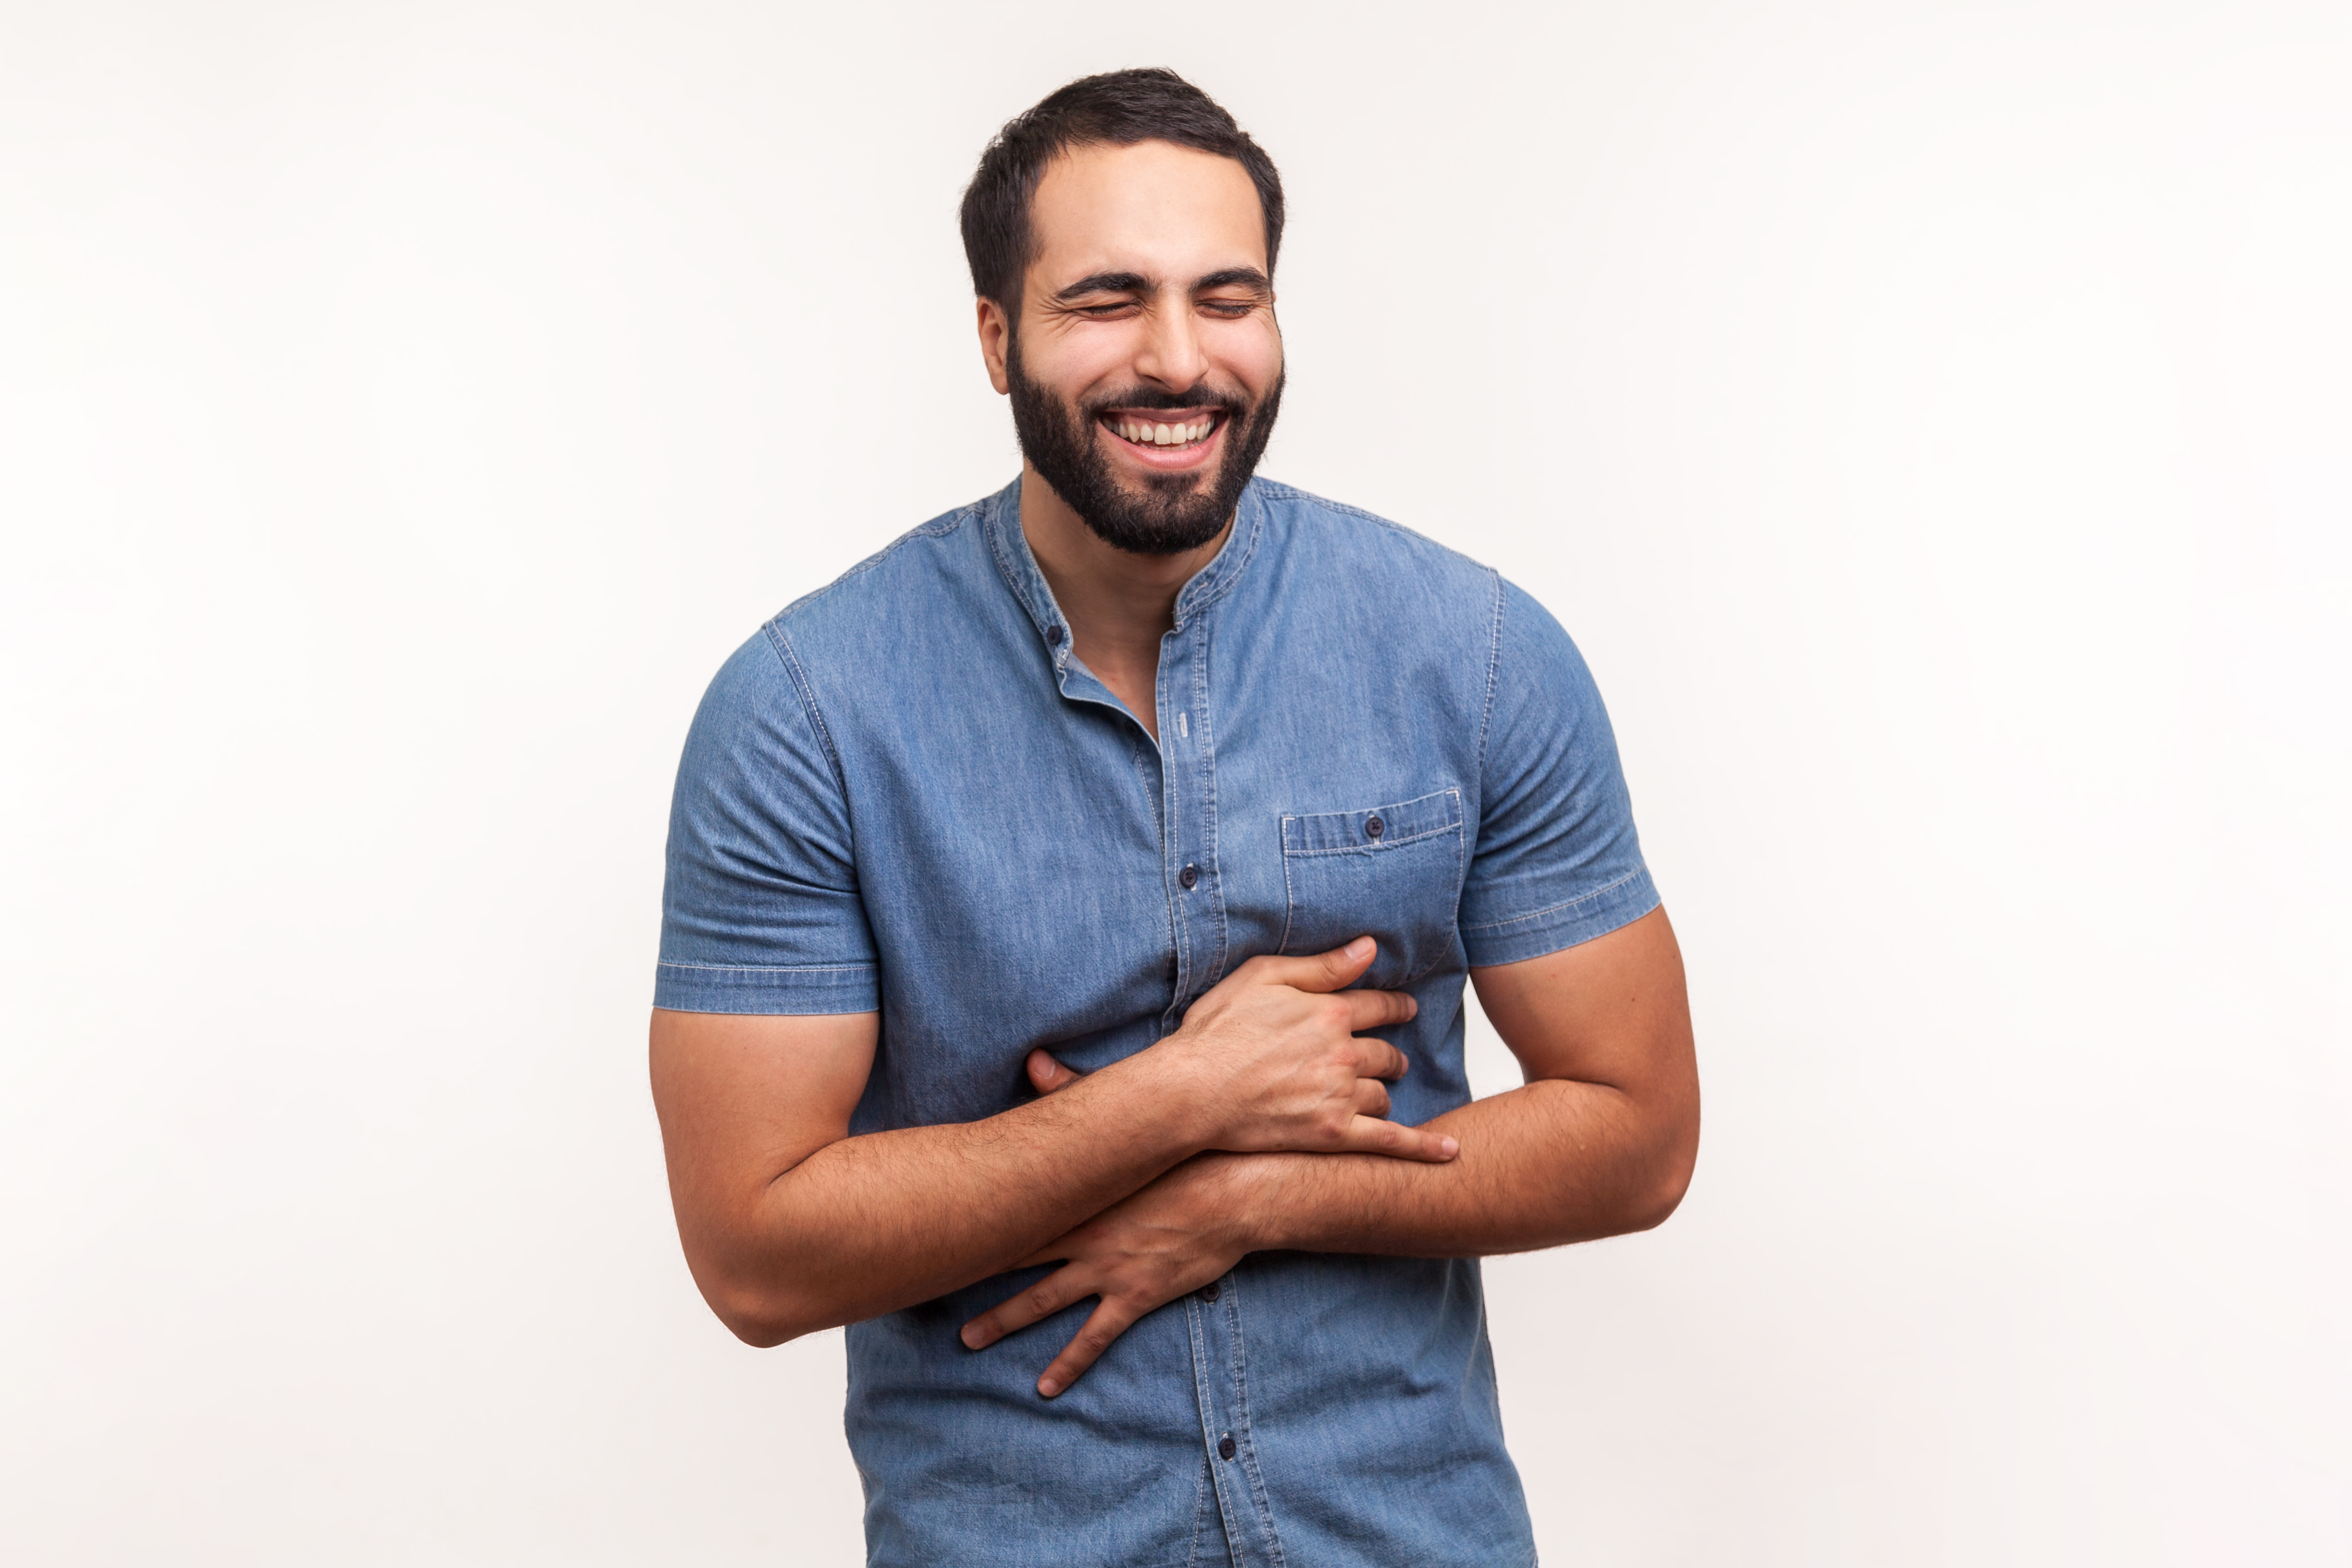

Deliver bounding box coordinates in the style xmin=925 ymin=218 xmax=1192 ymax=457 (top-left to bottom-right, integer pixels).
xmin=658 ymin=477 xmax=1657 ymax=1568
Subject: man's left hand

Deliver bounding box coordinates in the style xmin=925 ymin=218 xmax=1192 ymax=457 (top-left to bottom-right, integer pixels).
xmin=958 ymin=1052 xmax=1256 ymax=1398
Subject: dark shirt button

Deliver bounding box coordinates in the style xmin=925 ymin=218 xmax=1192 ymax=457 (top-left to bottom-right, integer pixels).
xmin=1200 ymin=1282 xmax=1219 ymax=1303
xmin=1044 ymin=625 xmax=1064 ymax=646
xmin=1218 ymin=1434 xmax=1236 ymax=1461
xmin=1178 ymin=864 xmax=1199 ymax=889
xmin=1364 ymin=814 xmax=1384 ymax=841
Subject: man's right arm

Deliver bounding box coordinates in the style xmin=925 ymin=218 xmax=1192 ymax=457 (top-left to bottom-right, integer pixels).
xmin=649 ymin=938 xmax=1452 ymax=1346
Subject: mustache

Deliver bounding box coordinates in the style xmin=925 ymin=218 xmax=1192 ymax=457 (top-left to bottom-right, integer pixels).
xmin=1079 ymin=385 xmax=1251 ymax=417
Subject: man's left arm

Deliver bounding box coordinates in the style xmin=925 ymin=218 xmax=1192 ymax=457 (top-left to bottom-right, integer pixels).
xmin=960 ymin=904 xmax=1698 ymax=1392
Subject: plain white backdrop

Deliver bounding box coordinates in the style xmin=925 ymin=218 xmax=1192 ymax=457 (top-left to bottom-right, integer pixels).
xmin=3 ymin=2 xmax=2345 ymax=1563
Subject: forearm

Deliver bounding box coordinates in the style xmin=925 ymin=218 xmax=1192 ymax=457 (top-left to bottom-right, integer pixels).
xmin=1235 ymin=1076 xmax=1695 ymax=1258
xmin=707 ymin=1060 xmax=1203 ymax=1342
xmin=658 ymin=940 xmax=1444 ymax=1348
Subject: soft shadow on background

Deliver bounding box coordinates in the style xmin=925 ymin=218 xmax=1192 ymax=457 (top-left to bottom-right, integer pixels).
xmin=2 ymin=2 xmax=2344 ymax=1563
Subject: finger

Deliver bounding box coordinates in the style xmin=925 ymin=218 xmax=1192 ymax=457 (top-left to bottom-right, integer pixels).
xmin=960 ymin=1264 xmax=1094 ymax=1351
xmin=1337 ymin=1114 xmax=1459 ymax=1162
xmin=1034 ymin=1297 xmax=1147 ymax=1398
xmin=1352 ymin=1077 xmax=1392 ymax=1119
xmin=1026 ymin=1048 xmax=1084 ymax=1095
xmin=1348 ymin=1034 xmax=1412 ymax=1083
xmin=1011 ymin=1238 xmax=1078 ymax=1270
xmin=1254 ymin=935 xmax=1378 ymax=994
xmin=1338 ymin=986 xmax=1418 ymax=1032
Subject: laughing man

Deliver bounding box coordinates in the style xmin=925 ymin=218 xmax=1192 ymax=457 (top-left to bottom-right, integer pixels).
xmin=651 ymin=67 xmax=1699 ymax=1568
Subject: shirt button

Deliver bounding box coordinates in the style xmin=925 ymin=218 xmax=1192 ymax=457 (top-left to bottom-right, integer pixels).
xmin=1045 ymin=625 xmax=1064 ymax=646
xmin=1364 ymin=814 xmax=1385 ymax=841
xmin=1200 ymin=1282 xmax=1219 ymax=1303
xmin=1178 ymin=864 xmax=1199 ymax=890
xmin=1218 ymin=1434 xmax=1236 ymax=1461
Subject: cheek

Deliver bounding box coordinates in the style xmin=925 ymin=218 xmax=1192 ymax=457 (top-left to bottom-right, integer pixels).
xmin=1028 ymin=323 xmax=1146 ymax=400
xmin=1210 ymin=320 xmax=1284 ymax=397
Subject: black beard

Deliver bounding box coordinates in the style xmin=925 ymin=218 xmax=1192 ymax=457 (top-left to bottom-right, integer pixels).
xmin=1005 ymin=338 xmax=1284 ymax=557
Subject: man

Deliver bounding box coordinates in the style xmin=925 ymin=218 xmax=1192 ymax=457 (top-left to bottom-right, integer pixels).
xmin=651 ymin=68 xmax=1698 ymax=1568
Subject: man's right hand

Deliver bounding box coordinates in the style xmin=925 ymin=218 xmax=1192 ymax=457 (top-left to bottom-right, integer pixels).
xmin=1134 ymin=937 xmax=1457 ymax=1163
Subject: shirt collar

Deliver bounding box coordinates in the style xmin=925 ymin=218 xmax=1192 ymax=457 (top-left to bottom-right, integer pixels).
xmin=983 ymin=475 xmax=1268 ymax=674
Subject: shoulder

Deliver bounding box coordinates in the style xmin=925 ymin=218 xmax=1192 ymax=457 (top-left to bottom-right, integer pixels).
xmin=1250 ymin=479 xmax=1496 ymax=588
xmin=765 ymin=492 xmax=998 ymax=662
xmin=688 ymin=489 xmax=1004 ymax=748
xmin=1245 ymin=479 xmax=1504 ymax=648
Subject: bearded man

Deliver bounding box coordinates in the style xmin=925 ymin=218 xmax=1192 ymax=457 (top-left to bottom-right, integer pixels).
xmin=650 ymin=67 xmax=1699 ymax=1568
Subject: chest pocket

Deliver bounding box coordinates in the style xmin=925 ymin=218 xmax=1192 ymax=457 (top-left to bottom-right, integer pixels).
xmin=1278 ymin=788 xmax=1465 ymax=990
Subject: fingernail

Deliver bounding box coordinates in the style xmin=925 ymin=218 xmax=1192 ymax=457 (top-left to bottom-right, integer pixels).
xmin=960 ymin=1325 xmax=983 ymax=1349
xmin=1440 ymin=1136 xmax=1459 ymax=1157
xmin=1037 ymin=1377 xmax=1060 ymax=1398
xmin=1346 ymin=937 xmax=1373 ymax=959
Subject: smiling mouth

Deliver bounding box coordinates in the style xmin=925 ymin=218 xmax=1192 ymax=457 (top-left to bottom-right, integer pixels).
xmin=1097 ymin=410 xmax=1225 ymax=451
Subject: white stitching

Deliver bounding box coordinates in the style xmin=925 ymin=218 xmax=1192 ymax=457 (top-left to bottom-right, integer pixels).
xmin=1458 ymin=868 xmax=1649 ymax=933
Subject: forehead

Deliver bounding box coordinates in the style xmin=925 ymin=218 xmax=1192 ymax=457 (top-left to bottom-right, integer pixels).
xmin=1027 ymin=140 xmax=1267 ymax=287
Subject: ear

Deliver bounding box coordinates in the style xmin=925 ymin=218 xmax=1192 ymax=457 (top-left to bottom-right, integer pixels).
xmin=1025 ymin=1048 xmax=1084 ymax=1095
xmin=976 ymin=296 xmax=1014 ymax=395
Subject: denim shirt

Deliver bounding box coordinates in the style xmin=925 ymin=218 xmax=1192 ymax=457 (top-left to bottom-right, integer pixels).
xmin=658 ymin=477 xmax=1657 ymax=1568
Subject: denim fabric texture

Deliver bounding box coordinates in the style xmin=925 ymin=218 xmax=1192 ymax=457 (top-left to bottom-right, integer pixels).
xmin=658 ymin=476 xmax=1658 ymax=1567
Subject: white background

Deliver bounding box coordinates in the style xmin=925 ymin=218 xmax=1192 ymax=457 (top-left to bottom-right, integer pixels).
xmin=3 ymin=2 xmax=2345 ymax=1563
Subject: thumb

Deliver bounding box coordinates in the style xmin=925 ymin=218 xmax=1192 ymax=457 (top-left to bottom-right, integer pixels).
xmin=1287 ymin=935 xmax=1378 ymax=994
xmin=1027 ymin=1048 xmax=1085 ymax=1095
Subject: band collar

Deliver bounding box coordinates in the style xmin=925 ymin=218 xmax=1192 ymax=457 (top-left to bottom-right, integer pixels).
xmin=984 ymin=475 xmax=1268 ymax=674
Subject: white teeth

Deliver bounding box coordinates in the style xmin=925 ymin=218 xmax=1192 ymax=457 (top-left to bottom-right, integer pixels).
xmin=1114 ymin=418 xmax=1214 ymax=447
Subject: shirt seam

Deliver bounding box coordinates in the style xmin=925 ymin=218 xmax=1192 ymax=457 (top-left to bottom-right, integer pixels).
xmin=1171 ymin=495 xmax=1266 ymax=626
xmin=1459 ymin=866 xmax=1649 ymax=933
xmin=770 ymin=502 xmax=979 ymax=624
xmin=762 ymin=622 xmax=853 ymax=804
xmin=656 ymin=961 xmax=876 ymax=974
xmin=1249 ymin=477 xmax=1496 ymax=570
xmin=1474 ymin=567 xmax=1505 ymax=823
xmin=1280 ymin=824 xmax=1459 ymax=856
xmin=1194 ymin=604 xmax=1230 ymax=985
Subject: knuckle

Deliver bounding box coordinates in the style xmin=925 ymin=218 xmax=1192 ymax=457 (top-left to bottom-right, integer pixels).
xmin=1025 ymin=1286 xmax=1058 ymax=1315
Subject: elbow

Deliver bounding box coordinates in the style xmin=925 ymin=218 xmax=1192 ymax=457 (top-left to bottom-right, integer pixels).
xmin=693 ymin=1261 xmax=824 ymax=1349
xmin=716 ymin=1303 xmax=797 ymax=1350
xmin=1626 ymin=1105 xmax=1700 ymax=1234
xmin=1626 ymin=1155 xmax=1693 ymax=1233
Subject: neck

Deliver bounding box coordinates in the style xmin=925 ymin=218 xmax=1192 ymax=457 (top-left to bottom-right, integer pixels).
xmin=1019 ymin=462 xmax=1232 ymax=739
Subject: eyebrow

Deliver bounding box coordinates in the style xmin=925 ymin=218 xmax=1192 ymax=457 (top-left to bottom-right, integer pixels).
xmin=1053 ymin=271 xmax=1151 ymax=302
xmin=1050 ymin=267 xmax=1273 ymax=303
xmin=1191 ymin=267 xmax=1272 ymax=296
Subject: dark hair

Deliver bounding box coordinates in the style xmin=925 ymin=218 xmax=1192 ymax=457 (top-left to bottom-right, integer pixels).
xmin=960 ymin=68 xmax=1285 ymax=317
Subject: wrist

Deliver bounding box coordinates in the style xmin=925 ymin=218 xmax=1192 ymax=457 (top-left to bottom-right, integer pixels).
xmin=1127 ymin=1032 xmax=1225 ymax=1158
xmin=1196 ymin=1150 xmax=1292 ymax=1252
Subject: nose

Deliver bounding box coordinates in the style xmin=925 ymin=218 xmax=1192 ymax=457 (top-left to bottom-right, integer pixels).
xmin=1134 ymin=292 xmax=1208 ymax=391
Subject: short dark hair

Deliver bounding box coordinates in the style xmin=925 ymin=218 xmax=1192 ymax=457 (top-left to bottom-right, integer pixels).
xmin=960 ymin=68 xmax=1285 ymax=317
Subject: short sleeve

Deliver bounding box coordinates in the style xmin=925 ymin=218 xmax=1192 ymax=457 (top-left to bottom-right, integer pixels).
xmin=1457 ymin=578 xmax=1659 ymax=967
xmin=654 ymin=625 xmax=880 ymax=1014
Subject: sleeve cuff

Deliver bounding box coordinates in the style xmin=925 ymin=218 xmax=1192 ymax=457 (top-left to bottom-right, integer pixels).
xmin=1458 ymin=867 xmax=1662 ymax=968
xmin=652 ymin=961 xmax=880 ymax=1015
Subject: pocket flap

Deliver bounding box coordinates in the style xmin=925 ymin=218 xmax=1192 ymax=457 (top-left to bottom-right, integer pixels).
xmin=1280 ymin=788 xmax=1463 ymax=856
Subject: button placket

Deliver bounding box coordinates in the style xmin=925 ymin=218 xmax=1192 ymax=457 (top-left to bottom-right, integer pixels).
xmin=1183 ymin=1272 xmax=1281 ymax=1564
xmin=1156 ymin=613 xmax=1224 ymax=1024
